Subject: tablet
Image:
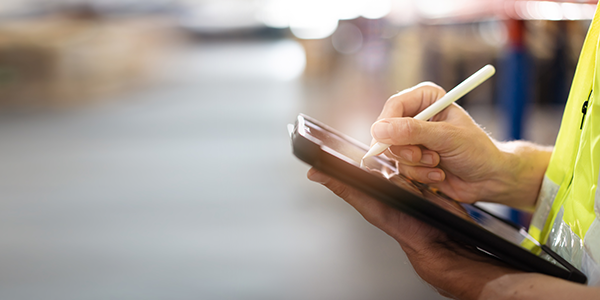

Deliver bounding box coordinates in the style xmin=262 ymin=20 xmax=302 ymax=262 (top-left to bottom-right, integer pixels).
xmin=290 ymin=113 xmax=586 ymax=284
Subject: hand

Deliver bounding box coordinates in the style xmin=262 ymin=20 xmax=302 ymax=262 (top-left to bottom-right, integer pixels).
xmin=307 ymin=168 xmax=518 ymax=300
xmin=307 ymin=169 xmax=598 ymax=300
xmin=370 ymin=82 xmax=551 ymax=209
xmin=303 ymin=82 xmax=586 ymax=299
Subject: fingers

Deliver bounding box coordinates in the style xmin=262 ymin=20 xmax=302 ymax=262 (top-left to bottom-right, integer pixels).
xmin=306 ymin=168 xmax=443 ymax=248
xmin=371 ymin=117 xmax=461 ymax=152
xmin=384 ymin=146 xmax=444 ymax=183
xmin=306 ymin=167 xmax=331 ymax=185
xmin=387 ymin=145 xmax=440 ymax=167
xmin=397 ymin=164 xmax=446 ymax=183
xmin=373 ymin=82 xmax=469 ymax=152
xmin=379 ymin=82 xmax=446 ymax=120
xmin=307 ymin=168 xmax=406 ymax=236
xmin=307 ymin=168 xmax=378 ymax=211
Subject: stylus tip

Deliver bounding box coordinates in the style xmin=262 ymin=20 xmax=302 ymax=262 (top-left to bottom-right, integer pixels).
xmin=362 ymin=142 xmax=390 ymax=161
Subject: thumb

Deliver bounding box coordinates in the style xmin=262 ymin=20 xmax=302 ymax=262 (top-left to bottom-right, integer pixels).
xmin=371 ymin=118 xmax=459 ymax=151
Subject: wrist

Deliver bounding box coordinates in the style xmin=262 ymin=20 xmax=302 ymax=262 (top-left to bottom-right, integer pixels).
xmin=490 ymin=141 xmax=552 ymax=209
xmin=479 ymin=273 xmax=596 ymax=300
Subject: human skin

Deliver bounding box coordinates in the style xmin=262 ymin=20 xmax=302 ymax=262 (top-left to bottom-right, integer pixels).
xmin=306 ymin=83 xmax=600 ymax=299
xmin=307 ymin=169 xmax=600 ymax=299
xmin=366 ymin=82 xmax=551 ymax=210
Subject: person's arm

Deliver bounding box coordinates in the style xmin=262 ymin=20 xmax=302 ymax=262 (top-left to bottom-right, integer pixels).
xmin=308 ymin=170 xmax=600 ymax=300
xmin=307 ymin=168 xmax=518 ymax=300
xmin=489 ymin=141 xmax=553 ymax=210
xmin=304 ymin=82 xmax=584 ymax=299
xmin=480 ymin=273 xmax=600 ymax=300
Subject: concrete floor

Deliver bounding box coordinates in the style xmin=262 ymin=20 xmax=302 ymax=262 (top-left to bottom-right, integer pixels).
xmin=0 ymin=39 xmax=564 ymax=300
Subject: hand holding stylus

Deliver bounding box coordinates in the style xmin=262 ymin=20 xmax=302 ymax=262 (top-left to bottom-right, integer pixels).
xmin=309 ymin=65 xmax=564 ymax=299
xmin=352 ymin=75 xmax=550 ymax=208
xmin=362 ymin=65 xmax=496 ymax=163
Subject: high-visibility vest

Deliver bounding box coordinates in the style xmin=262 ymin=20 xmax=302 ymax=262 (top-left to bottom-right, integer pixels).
xmin=527 ymin=4 xmax=600 ymax=285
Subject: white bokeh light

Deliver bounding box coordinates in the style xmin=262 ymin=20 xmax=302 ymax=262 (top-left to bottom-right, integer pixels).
xmin=561 ymin=2 xmax=583 ymax=20
xmin=258 ymin=0 xmax=393 ymax=39
xmin=361 ymin=0 xmax=392 ymax=19
xmin=290 ymin=18 xmax=339 ymax=40
xmin=515 ymin=1 xmax=596 ymax=21
xmin=334 ymin=0 xmax=363 ymax=20
xmin=257 ymin=0 xmax=291 ymax=28
xmin=415 ymin=0 xmax=459 ymax=19
xmin=288 ymin=0 xmax=340 ymax=39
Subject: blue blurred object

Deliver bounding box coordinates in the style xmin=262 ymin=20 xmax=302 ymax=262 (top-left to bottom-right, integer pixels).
xmin=499 ymin=20 xmax=530 ymax=141
xmin=499 ymin=49 xmax=529 ymax=140
xmin=498 ymin=20 xmax=532 ymax=226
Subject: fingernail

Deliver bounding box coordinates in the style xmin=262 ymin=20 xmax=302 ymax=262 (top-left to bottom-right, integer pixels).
xmin=428 ymin=171 xmax=442 ymax=181
xmin=421 ymin=153 xmax=433 ymax=165
xmin=372 ymin=121 xmax=390 ymax=139
xmin=400 ymin=149 xmax=413 ymax=161
xmin=307 ymin=169 xmax=330 ymax=184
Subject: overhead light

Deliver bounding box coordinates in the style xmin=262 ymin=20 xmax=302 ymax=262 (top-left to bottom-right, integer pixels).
xmin=513 ymin=1 xmax=596 ymax=21
xmin=290 ymin=17 xmax=339 ymax=40
xmin=361 ymin=0 xmax=392 ymax=19
xmin=258 ymin=0 xmax=392 ymax=39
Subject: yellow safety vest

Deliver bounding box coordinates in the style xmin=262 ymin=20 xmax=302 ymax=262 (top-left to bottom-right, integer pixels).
xmin=528 ymin=4 xmax=600 ymax=285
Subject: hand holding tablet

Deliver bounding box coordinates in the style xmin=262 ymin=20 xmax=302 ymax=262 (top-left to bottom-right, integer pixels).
xmin=290 ymin=113 xmax=585 ymax=284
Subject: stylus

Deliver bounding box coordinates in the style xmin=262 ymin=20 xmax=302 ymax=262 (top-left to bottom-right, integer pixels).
xmin=361 ymin=64 xmax=496 ymax=163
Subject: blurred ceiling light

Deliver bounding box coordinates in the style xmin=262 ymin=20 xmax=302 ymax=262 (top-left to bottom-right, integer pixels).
xmin=386 ymin=0 xmax=418 ymax=26
xmin=258 ymin=0 xmax=340 ymax=39
xmin=258 ymin=0 xmax=392 ymax=39
xmin=361 ymin=0 xmax=392 ymax=19
xmin=290 ymin=17 xmax=339 ymax=40
xmin=332 ymin=22 xmax=363 ymax=54
xmin=529 ymin=1 xmax=561 ymax=20
xmin=288 ymin=0 xmax=340 ymax=39
xmin=561 ymin=2 xmax=583 ymax=20
xmin=565 ymin=3 xmax=596 ymax=20
xmin=335 ymin=0 xmax=363 ymax=20
xmin=514 ymin=1 xmax=596 ymax=20
xmin=415 ymin=0 xmax=463 ymax=19
xmin=257 ymin=0 xmax=291 ymax=28
xmin=179 ymin=0 xmax=262 ymax=33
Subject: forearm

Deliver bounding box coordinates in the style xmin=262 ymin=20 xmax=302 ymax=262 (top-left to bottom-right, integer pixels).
xmin=480 ymin=273 xmax=599 ymax=300
xmin=486 ymin=140 xmax=553 ymax=210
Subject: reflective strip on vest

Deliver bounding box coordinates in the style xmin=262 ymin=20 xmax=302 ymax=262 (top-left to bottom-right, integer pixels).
xmin=529 ymin=176 xmax=559 ymax=237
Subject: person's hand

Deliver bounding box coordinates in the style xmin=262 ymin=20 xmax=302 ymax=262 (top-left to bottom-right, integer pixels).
xmin=307 ymin=169 xmax=598 ymax=300
xmin=370 ymin=82 xmax=551 ymax=209
xmin=304 ymin=82 xmax=593 ymax=299
xmin=307 ymin=168 xmax=518 ymax=299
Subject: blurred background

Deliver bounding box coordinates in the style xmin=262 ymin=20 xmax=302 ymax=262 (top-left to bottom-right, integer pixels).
xmin=0 ymin=0 xmax=596 ymax=299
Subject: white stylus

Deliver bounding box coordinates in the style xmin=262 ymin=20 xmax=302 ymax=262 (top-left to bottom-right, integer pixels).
xmin=361 ymin=64 xmax=496 ymax=164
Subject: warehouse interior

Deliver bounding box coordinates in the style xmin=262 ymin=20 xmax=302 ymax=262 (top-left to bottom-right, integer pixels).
xmin=0 ymin=1 xmax=595 ymax=299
